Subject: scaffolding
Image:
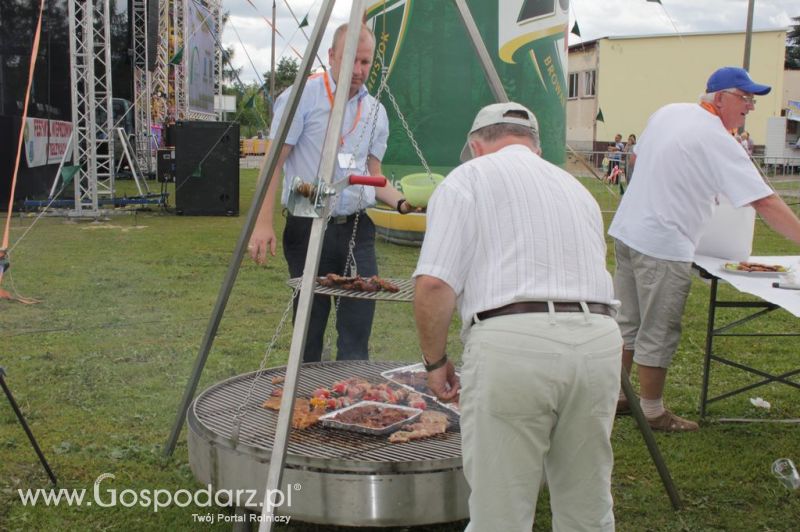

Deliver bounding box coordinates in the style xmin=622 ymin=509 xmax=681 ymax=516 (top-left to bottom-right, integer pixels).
xmin=213 ymin=0 xmax=223 ymax=121
xmin=66 ymin=0 xmax=222 ymax=214
xmin=153 ymin=0 xmax=170 ymax=102
xmin=131 ymin=0 xmax=153 ymax=175
xmin=67 ymin=0 xmax=114 ymax=216
xmin=171 ymin=0 xmax=186 ymax=121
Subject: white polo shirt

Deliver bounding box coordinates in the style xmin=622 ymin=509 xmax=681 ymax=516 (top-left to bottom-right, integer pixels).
xmin=270 ymin=72 xmax=389 ymax=216
xmin=608 ymin=103 xmax=773 ymax=262
xmin=414 ymin=144 xmax=615 ymax=337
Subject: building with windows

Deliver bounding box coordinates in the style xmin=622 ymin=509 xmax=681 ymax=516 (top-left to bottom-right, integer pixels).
xmin=566 ymin=29 xmax=787 ymax=151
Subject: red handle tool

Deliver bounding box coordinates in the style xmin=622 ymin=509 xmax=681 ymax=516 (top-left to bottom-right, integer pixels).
xmin=348 ymin=175 xmax=387 ymax=187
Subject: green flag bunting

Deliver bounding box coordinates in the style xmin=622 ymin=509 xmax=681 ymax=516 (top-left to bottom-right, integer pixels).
xmin=596 ymin=109 xmax=605 ymax=123
xmin=299 ymin=15 xmax=309 ymax=28
xmin=169 ymin=47 xmax=184 ymax=65
xmin=571 ymin=21 xmax=581 ymax=37
xmin=646 ymin=0 xmax=662 ymax=4
xmin=61 ymin=165 xmax=79 ymax=186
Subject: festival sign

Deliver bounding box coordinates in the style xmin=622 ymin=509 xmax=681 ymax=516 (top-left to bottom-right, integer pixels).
xmin=186 ymin=0 xmax=216 ymax=115
xmin=366 ymin=0 xmax=568 ymax=167
xmin=23 ymin=118 xmax=73 ymax=168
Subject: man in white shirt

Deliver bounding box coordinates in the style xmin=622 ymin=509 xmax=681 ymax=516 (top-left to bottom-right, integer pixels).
xmin=247 ymin=24 xmax=410 ymax=362
xmin=609 ymin=66 xmax=800 ymax=431
xmin=414 ymin=102 xmax=621 ymax=531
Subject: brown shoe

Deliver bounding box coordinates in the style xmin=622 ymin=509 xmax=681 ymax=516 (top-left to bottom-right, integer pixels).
xmin=616 ymin=396 xmax=631 ymax=415
xmin=646 ymin=410 xmax=699 ymax=432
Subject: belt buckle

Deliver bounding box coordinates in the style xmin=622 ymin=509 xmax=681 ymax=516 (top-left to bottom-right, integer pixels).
xmin=332 ymin=215 xmax=348 ymax=224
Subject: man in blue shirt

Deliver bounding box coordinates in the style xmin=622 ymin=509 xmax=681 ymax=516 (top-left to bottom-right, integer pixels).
xmin=248 ymin=23 xmax=410 ymax=362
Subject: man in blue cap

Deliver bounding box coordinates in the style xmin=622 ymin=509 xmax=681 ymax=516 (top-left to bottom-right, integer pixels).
xmin=608 ymin=67 xmax=800 ymax=431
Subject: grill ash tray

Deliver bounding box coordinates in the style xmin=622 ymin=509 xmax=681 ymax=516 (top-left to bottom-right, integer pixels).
xmin=381 ymin=363 xmax=461 ymax=415
xmin=319 ymin=400 xmax=422 ymax=436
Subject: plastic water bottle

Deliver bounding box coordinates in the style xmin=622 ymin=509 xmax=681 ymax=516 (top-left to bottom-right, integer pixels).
xmin=772 ymin=458 xmax=800 ymax=490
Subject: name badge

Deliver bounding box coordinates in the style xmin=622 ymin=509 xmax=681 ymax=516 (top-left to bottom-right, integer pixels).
xmin=338 ymin=152 xmax=358 ymax=170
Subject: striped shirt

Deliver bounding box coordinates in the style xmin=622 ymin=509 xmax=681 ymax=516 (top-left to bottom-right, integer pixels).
xmin=414 ymin=144 xmax=615 ymax=336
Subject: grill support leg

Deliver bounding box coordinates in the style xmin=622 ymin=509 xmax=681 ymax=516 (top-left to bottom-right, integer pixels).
xmin=0 ymin=367 xmax=57 ymax=486
xmin=621 ymin=368 xmax=682 ymax=509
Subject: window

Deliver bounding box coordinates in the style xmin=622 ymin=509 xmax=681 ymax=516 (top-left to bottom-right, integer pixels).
xmin=583 ymin=70 xmax=596 ymax=97
xmin=568 ymin=72 xmax=579 ymax=99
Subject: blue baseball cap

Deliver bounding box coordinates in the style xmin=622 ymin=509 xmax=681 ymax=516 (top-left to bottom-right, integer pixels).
xmin=706 ymin=67 xmax=771 ymax=95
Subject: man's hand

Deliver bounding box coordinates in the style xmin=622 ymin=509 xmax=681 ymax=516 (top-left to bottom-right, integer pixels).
xmin=248 ymin=225 xmax=277 ymax=265
xmin=399 ymin=200 xmax=425 ymax=214
xmin=248 ymin=143 xmax=291 ymax=265
xmin=426 ymin=360 xmax=460 ymax=402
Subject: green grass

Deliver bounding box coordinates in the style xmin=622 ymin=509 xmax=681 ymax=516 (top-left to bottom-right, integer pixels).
xmin=1 ymin=169 xmax=799 ymax=531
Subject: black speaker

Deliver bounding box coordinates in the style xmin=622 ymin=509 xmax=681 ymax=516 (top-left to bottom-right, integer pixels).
xmin=173 ymin=121 xmax=239 ymax=216
xmin=157 ymin=147 xmax=175 ymax=182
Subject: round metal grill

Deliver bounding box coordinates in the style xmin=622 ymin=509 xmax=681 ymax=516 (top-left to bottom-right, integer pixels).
xmin=187 ymin=361 xmax=468 ymax=526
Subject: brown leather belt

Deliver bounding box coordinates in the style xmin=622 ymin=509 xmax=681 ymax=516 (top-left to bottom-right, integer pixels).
xmin=474 ymin=301 xmax=614 ymax=324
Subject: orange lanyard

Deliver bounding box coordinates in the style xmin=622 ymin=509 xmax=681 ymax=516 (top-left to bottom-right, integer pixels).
xmin=322 ymin=73 xmax=363 ymax=145
xmin=700 ymin=101 xmax=736 ymax=135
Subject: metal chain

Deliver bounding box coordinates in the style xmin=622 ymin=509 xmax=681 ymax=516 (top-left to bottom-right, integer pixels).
xmin=326 ymin=185 xmax=367 ymax=355
xmin=231 ymin=283 xmax=301 ymax=430
xmin=380 ymin=83 xmax=434 ymax=181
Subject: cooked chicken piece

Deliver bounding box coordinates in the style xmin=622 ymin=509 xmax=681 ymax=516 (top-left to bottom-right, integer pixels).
xmin=260 ymin=397 xmax=325 ymax=429
xmin=388 ymin=411 xmax=449 ymax=443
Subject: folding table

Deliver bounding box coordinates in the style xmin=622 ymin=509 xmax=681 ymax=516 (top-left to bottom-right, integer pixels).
xmin=692 ymin=254 xmax=800 ymax=420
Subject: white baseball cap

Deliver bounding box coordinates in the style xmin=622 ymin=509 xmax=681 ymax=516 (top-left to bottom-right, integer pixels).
xmin=460 ymin=102 xmax=539 ymax=162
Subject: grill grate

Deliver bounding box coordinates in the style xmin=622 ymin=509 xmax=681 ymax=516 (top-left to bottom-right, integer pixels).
xmin=287 ymin=277 xmax=414 ymax=302
xmin=193 ymin=361 xmax=461 ymax=466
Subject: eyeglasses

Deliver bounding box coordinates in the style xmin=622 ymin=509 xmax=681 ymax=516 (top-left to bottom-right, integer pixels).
xmin=723 ymin=89 xmax=756 ymax=105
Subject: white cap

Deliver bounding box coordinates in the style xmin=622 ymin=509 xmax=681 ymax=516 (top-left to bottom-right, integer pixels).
xmin=460 ymin=102 xmax=539 ymax=162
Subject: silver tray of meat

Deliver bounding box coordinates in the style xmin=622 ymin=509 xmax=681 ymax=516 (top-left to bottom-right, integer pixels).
xmin=319 ymin=400 xmax=423 ymax=436
xmin=381 ymin=363 xmax=461 ymax=415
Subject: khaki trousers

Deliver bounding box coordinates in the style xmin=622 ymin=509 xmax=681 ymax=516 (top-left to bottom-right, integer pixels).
xmin=461 ymin=311 xmax=621 ymax=532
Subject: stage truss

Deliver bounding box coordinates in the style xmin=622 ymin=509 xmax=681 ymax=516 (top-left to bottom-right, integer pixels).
xmin=67 ymin=0 xmax=222 ymax=215
xmin=68 ymin=0 xmax=115 ymax=216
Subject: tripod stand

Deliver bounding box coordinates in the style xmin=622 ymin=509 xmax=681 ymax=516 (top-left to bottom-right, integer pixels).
xmin=0 ymin=367 xmax=57 ymax=486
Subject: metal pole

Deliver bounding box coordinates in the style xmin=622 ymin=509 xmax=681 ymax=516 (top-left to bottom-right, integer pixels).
xmin=163 ymin=0 xmax=336 ymax=457
xmin=700 ymin=277 xmax=719 ymax=418
xmin=0 ymin=368 xmax=57 ymax=486
xmin=270 ymin=0 xmax=277 ymax=110
xmin=621 ymin=369 xmax=683 ymax=510
xmin=743 ymin=0 xmax=755 ymax=71
xmin=258 ymin=3 xmax=366 ymax=530
xmin=451 ymin=0 xmax=508 ymax=103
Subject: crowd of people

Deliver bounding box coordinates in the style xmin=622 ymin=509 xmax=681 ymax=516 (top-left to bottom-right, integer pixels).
xmin=248 ymin=24 xmax=798 ymax=529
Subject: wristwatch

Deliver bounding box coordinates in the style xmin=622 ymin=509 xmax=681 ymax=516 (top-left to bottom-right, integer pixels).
xmin=396 ymin=198 xmax=408 ymax=214
xmin=422 ymin=353 xmax=448 ymax=372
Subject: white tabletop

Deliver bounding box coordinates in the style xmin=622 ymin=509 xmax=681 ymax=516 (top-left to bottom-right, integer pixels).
xmin=693 ymin=255 xmax=800 ymax=318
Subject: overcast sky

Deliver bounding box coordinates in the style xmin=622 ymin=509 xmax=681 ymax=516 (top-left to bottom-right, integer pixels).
xmin=220 ymin=0 xmax=799 ymax=84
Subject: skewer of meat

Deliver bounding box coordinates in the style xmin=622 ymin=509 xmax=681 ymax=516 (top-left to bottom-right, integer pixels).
xmin=370 ymin=275 xmax=400 ymax=292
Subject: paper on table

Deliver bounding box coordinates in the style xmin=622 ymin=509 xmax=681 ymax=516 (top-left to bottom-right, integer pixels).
xmin=693 ymin=255 xmax=800 ymax=318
